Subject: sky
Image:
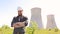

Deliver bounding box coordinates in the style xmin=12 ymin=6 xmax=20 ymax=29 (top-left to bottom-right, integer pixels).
xmin=0 ymin=0 xmax=60 ymax=29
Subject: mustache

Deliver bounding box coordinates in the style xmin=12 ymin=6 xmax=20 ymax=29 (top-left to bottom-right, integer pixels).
xmin=18 ymin=14 xmax=22 ymax=16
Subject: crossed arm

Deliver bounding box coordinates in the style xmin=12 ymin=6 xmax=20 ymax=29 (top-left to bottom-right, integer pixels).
xmin=13 ymin=21 xmax=28 ymax=28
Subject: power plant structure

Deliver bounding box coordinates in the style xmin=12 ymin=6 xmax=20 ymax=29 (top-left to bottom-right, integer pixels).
xmin=46 ymin=15 xmax=57 ymax=29
xmin=29 ymin=7 xmax=43 ymax=29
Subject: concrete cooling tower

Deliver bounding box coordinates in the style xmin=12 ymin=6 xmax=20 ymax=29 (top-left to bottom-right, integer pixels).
xmin=29 ymin=7 xmax=43 ymax=29
xmin=46 ymin=15 xmax=57 ymax=29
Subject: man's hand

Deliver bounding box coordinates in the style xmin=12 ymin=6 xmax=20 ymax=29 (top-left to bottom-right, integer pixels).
xmin=13 ymin=23 xmax=19 ymax=28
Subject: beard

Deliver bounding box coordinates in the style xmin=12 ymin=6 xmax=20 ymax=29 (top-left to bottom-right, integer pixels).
xmin=18 ymin=14 xmax=22 ymax=16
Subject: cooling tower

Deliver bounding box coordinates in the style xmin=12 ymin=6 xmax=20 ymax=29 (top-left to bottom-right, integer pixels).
xmin=29 ymin=7 xmax=43 ymax=28
xmin=46 ymin=15 xmax=57 ymax=29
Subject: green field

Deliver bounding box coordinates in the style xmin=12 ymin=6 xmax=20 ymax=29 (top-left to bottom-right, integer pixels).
xmin=0 ymin=21 xmax=60 ymax=34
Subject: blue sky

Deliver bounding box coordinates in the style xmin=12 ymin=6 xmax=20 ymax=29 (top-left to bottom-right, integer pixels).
xmin=0 ymin=0 xmax=17 ymax=16
xmin=0 ymin=0 xmax=17 ymax=11
xmin=0 ymin=0 xmax=60 ymax=29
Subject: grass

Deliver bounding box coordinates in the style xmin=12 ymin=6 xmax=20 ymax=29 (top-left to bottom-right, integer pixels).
xmin=0 ymin=21 xmax=60 ymax=34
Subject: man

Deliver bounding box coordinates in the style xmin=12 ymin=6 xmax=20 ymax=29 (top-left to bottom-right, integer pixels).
xmin=11 ymin=7 xmax=28 ymax=34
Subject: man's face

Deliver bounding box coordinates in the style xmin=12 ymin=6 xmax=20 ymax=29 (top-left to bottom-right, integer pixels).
xmin=18 ymin=10 xmax=23 ymax=16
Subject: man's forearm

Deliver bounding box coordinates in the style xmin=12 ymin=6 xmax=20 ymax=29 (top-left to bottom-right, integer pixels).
xmin=12 ymin=22 xmax=25 ymax=28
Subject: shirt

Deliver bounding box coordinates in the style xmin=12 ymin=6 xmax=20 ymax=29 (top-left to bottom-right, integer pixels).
xmin=11 ymin=16 xmax=28 ymax=32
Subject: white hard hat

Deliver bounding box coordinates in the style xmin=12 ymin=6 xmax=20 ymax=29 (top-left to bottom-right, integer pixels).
xmin=17 ymin=7 xmax=23 ymax=11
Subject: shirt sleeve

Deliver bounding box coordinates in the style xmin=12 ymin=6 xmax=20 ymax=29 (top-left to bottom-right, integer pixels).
xmin=24 ymin=17 xmax=28 ymax=26
xmin=24 ymin=20 xmax=28 ymax=26
xmin=11 ymin=17 xmax=16 ymax=27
